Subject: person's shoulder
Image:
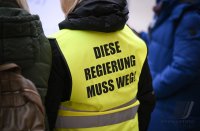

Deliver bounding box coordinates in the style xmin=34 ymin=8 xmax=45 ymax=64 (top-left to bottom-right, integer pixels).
xmin=183 ymin=8 xmax=200 ymax=23
xmin=48 ymin=30 xmax=67 ymax=39
xmin=49 ymin=29 xmax=81 ymax=40
xmin=176 ymin=7 xmax=200 ymax=35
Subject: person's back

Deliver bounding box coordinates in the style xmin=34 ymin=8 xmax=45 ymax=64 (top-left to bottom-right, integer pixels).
xmin=0 ymin=0 xmax=51 ymax=103
xmin=140 ymin=0 xmax=200 ymax=130
xmin=46 ymin=0 xmax=155 ymax=131
xmin=0 ymin=0 xmax=51 ymax=130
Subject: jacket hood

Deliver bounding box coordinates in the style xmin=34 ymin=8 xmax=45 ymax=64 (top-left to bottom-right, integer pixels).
xmin=0 ymin=7 xmax=43 ymax=38
xmin=152 ymin=0 xmax=200 ymax=31
xmin=59 ymin=0 xmax=129 ymax=32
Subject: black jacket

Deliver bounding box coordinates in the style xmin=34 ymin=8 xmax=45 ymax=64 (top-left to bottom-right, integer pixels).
xmin=45 ymin=0 xmax=155 ymax=130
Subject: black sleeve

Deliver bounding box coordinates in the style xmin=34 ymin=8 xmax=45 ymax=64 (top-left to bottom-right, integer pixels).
xmin=45 ymin=39 xmax=71 ymax=131
xmin=137 ymin=58 xmax=156 ymax=131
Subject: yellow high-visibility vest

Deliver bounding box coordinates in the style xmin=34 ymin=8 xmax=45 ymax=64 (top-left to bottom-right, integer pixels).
xmin=51 ymin=25 xmax=147 ymax=131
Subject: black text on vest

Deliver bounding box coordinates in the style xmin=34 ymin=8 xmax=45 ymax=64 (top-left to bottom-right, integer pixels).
xmin=87 ymin=79 xmax=114 ymax=98
xmin=85 ymin=41 xmax=137 ymax=99
xmin=93 ymin=41 xmax=121 ymax=59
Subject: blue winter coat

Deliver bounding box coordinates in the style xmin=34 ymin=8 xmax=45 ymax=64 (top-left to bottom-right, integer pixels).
xmin=143 ymin=1 xmax=200 ymax=131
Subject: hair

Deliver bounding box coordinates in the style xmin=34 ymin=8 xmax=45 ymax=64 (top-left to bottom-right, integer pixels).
xmin=0 ymin=0 xmax=30 ymax=12
xmin=16 ymin=0 xmax=30 ymax=12
xmin=60 ymin=0 xmax=82 ymax=16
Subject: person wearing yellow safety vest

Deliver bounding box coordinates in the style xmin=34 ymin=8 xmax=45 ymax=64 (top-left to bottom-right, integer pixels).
xmin=45 ymin=0 xmax=156 ymax=131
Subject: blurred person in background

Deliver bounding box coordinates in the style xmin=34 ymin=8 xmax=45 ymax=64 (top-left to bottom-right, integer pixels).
xmin=45 ymin=0 xmax=155 ymax=131
xmin=0 ymin=0 xmax=51 ymax=130
xmin=140 ymin=0 xmax=200 ymax=131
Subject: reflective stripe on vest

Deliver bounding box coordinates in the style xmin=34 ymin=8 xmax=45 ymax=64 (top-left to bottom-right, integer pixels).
xmin=56 ymin=98 xmax=139 ymax=128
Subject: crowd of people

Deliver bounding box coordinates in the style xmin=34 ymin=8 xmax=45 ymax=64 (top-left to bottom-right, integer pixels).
xmin=0 ymin=0 xmax=199 ymax=131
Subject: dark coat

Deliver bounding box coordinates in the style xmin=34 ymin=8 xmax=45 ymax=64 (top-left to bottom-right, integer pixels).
xmin=0 ymin=4 xmax=52 ymax=104
xmin=46 ymin=0 xmax=155 ymax=131
xmin=141 ymin=0 xmax=200 ymax=130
